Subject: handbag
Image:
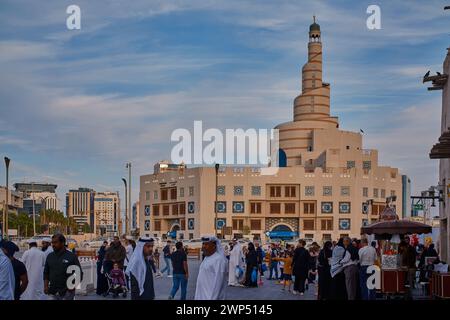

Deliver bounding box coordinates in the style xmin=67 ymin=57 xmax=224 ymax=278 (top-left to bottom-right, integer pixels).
xmin=235 ymin=266 xmax=244 ymax=279
xmin=261 ymin=263 xmax=267 ymax=272
xmin=251 ymin=267 xmax=258 ymax=283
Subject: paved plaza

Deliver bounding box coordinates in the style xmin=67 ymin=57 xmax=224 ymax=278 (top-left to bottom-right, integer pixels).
xmin=75 ymin=257 xmax=316 ymax=301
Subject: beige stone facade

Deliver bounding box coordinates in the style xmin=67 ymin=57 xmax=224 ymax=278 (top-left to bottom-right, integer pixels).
xmin=436 ymin=49 xmax=450 ymax=261
xmin=139 ymin=20 xmax=405 ymax=243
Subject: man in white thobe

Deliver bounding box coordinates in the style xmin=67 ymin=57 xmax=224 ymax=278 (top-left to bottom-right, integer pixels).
xmin=195 ymin=236 xmax=228 ymax=300
xmin=228 ymin=239 xmax=245 ymax=286
xmin=20 ymin=240 xmax=46 ymax=300
xmin=0 ymin=240 xmax=15 ymax=300
xmin=41 ymin=238 xmax=53 ymax=259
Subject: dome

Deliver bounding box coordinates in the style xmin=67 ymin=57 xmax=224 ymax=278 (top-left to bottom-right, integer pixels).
xmin=309 ymin=22 xmax=320 ymax=32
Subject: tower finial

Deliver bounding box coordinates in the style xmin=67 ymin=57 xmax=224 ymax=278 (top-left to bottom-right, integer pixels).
xmin=313 ymin=15 xmax=316 ymax=23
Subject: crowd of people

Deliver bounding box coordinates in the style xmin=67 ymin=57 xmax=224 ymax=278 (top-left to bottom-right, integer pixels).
xmin=0 ymin=234 xmax=81 ymax=300
xmin=223 ymin=235 xmax=445 ymax=300
xmin=0 ymin=233 xmax=444 ymax=301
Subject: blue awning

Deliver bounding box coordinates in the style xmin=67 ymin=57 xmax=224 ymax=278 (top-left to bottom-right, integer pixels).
xmin=268 ymin=231 xmax=298 ymax=238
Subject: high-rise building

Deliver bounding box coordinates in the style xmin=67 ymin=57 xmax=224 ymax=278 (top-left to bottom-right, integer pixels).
xmin=139 ymin=19 xmax=406 ymax=242
xmin=14 ymin=183 xmax=59 ymax=215
xmin=94 ymin=192 xmax=120 ymax=236
xmin=66 ymin=188 xmax=95 ymax=233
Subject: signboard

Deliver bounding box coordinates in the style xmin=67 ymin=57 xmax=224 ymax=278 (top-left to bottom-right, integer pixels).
xmin=413 ymin=204 xmax=424 ymax=211
xmin=267 ymin=231 xmax=298 ymax=239
xmin=8 ymin=229 xmax=18 ymax=236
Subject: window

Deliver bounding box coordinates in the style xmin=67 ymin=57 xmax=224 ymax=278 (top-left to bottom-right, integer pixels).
xmin=371 ymin=203 xmax=385 ymax=215
xmin=321 ymin=219 xmax=333 ymax=231
xmin=179 ymin=203 xmax=186 ymax=215
xmin=305 ymin=234 xmax=314 ymax=239
xmin=381 ymin=189 xmax=386 ymax=199
xmin=303 ymin=219 xmax=315 ymax=230
xmin=363 ymin=161 xmax=371 ymax=170
xmin=284 ymin=203 xmax=296 ymax=214
xmin=251 ymin=186 xmax=261 ymax=196
xmin=145 ymin=191 xmax=150 ymax=201
xmin=362 ymin=202 xmax=369 ymax=214
xmin=322 ymin=234 xmax=332 ymax=241
xmin=323 ymin=186 xmax=332 ymax=196
xmin=233 ymin=167 xmax=244 ymax=173
xmin=250 ymin=202 xmax=262 ymax=214
xmin=347 ymin=161 xmax=355 ymax=169
xmin=285 ymin=186 xmax=296 ymax=197
xmin=339 ymin=219 xmax=351 ymax=230
xmin=180 ymin=219 xmax=186 ymax=230
xmin=215 ymin=201 xmax=227 ymax=213
xmin=153 ymin=205 xmax=159 ymax=216
xmin=270 ymin=203 xmax=281 ymax=214
xmin=321 ymin=202 xmax=333 ymax=213
xmin=270 ymin=186 xmax=282 ymax=197
xmin=172 ymin=204 xmax=178 ymax=215
xmin=179 ymin=188 xmax=184 ymax=198
xmin=189 ymin=186 xmax=194 ymax=196
xmin=232 ymin=201 xmax=244 ymax=213
xmin=363 ymin=187 xmax=368 ymax=197
xmin=217 ymin=185 xmax=225 ymax=195
xmin=144 ymin=220 xmax=150 ymax=231
xmin=216 ymin=218 xmax=226 ymax=230
xmin=188 ymin=218 xmax=195 ymax=230
xmin=250 ymin=219 xmax=261 ymax=230
xmin=390 ymin=171 xmax=397 ymax=179
xmin=341 ymin=186 xmax=350 ymax=196
xmin=234 ymin=186 xmax=244 ymax=196
xmin=163 ymin=205 xmax=170 ymax=216
xmin=305 ymin=186 xmax=315 ymax=196
xmin=154 ymin=190 xmax=158 ymax=199
xmin=154 ymin=220 xmax=161 ymax=231
xmin=170 ymin=188 xmax=177 ymax=200
xmin=339 ymin=202 xmax=351 ymax=214
xmin=161 ymin=189 xmax=168 ymax=201
xmin=391 ymin=190 xmax=396 ymax=196
xmin=187 ymin=202 xmax=195 ymax=213
xmin=303 ymin=202 xmax=316 ymax=214
xmin=232 ymin=219 xmax=244 ymax=231
xmin=340 ymin=234 xmax=349 ymax=238
xmin=373 ymin=188 xmax=379 ymax=198
xmin=144 ymin=205 xmax=150 ymax=216
xmin=362 ymin=219 xmax=369 ymax=227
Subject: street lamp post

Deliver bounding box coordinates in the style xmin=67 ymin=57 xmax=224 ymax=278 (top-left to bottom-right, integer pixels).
xmin=3 ymin=157 xmax=10 ymax=239
xmin=122 ymin=178 xmax=128 ymax=235
xmin=126 ymin=162 xmax=131 ymax=235
xmin=215 ymin=163 xmax=219 ymax=238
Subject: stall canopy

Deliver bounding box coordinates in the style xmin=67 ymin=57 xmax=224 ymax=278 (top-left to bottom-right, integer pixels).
xmin=361 ymin=206 xmax=432 ymax=235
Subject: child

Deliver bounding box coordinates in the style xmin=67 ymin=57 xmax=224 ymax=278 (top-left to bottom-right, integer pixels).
xmin=110 ymin=263 xmax=127 ymax=291
xmin=274 ymin=252 xmax=293 ymax=292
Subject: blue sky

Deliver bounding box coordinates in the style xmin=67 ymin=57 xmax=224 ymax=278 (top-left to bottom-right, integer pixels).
xmin=0 ymin=0 xmax=448 ymax=213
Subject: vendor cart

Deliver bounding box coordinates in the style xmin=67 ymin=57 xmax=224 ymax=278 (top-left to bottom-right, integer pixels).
xmin=361 ymin=205 xmax=432 ymax=299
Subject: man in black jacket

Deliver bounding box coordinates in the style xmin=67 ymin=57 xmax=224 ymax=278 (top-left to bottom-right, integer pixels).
xmin=44 ymin=234 xmax=82 ymax=300
xmin=291 ymin=239 xmax=310 ymax=295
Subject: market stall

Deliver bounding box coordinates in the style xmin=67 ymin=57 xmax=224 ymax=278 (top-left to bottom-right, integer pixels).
xmin=361 ymin=206 xmax=432 ymax=298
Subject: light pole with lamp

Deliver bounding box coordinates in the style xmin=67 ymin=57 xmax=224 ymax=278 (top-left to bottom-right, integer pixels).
xmin=3 ymin=157 xmax=10 ymax=239
xmin=122 ymin=178 xmax=128 ymax=235
xmin=126 ymin=162 xmax=131 ymax=235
